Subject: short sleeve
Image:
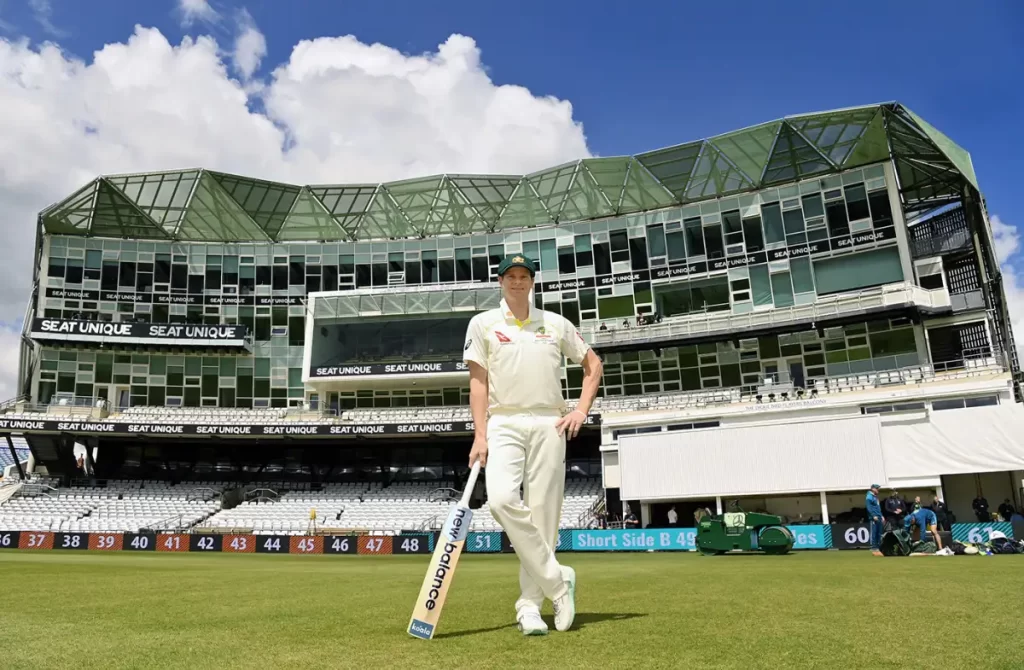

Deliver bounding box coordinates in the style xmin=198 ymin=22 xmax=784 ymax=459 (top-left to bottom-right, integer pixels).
xmin=560 ymin=317 xmax=590 ymax=365
xmin=463 ymin=316 xmax=488 ymax=369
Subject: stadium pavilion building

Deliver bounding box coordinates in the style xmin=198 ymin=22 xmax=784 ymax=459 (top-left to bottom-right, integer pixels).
xmin=3 ymin=101 xmax=1023 ymax=536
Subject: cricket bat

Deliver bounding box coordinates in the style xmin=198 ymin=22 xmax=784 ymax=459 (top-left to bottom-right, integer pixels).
xmin=407 ymin=460 xmax=481 ymax=640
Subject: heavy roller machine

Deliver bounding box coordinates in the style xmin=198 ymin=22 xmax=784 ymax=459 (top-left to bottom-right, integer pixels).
xmin=694 ymin=503 xmax=794 ymax=555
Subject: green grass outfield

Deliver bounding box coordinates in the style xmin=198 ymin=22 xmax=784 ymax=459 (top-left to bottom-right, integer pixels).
xmin=1 ymin=550 xmax=1019 ymax=669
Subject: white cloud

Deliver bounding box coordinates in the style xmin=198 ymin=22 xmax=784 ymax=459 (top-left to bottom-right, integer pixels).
xmin=0 ymin=26 xmax=590 ymax=400
xmin=28 ymin=0 xmax=62 ymax=36
xmin=177 ymin=0 xmax=219 ymax=27
xmin=232 ymin=8 xmax=265 ymax=79
xmin=991 ymin=214 xmax=1024 ymax=353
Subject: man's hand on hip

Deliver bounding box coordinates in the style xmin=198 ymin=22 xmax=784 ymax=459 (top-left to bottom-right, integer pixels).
xmin=555 ymin=410 xmax=587 ymax=439
xmin=469 ymin=436 xmax=488 ymax=468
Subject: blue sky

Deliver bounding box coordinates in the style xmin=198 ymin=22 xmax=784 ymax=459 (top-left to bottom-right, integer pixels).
xmin=3 ymin=0 xmax=1021 ymax=220
xmin=0 ymin=0 xmax=1022 ymax=396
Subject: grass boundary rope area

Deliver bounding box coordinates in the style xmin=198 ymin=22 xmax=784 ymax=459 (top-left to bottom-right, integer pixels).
xmin=1 ymin=551 xmax=1021 ymax=670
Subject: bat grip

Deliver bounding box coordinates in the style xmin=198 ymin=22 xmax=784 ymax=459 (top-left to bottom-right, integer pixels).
xmin=458 ymin=460 xmax=482 ymax=507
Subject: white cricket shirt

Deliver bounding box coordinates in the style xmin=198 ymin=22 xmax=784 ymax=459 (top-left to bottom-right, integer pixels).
xmin=463 ymin=298 xmax=591 ymax=413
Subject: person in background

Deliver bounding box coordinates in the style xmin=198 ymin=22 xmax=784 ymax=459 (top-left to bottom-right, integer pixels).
xmin=930 ymin=495 xmax=951 ymax=532
xmin=972 ymin=494 xmax=990 ymax=522
xmin=667 ymin=505 xmax=678 ymax=527
xmin=865 ymin=484 xmax=884 ymax=550
xmin=883 ymin=491 xmax=904 ymax=529
xmin=998 ymin=498 xmax=1016 ymax=522
xmin=624 ymin=509 xmax=640 ymax=529
xmin=905 ymin=505 xmax=943 ymax=550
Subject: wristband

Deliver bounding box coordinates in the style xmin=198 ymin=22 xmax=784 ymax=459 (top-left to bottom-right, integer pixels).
xmin=571 ymin=409 xmax=587 ymax=418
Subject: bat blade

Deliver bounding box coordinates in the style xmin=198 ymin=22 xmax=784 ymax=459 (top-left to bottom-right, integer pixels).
xmin=407 ymin=504 xmax=474 ymax=639
xmin=408 ymin=461 xmax=480 ymax=640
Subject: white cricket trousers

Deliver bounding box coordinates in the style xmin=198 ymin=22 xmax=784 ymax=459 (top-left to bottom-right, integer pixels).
xmin=485 ymin=409 xmax=568 ymax=615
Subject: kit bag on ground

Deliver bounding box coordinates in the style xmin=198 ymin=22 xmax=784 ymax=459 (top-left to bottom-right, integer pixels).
xmin=880 ymin=529 xmax=912 ymax=557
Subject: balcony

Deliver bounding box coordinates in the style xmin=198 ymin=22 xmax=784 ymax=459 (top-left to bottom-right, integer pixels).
xmin=581 ymin=282 xmax=952 ymax=352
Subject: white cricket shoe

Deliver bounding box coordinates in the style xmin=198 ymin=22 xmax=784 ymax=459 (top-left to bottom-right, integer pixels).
xmin=552 ymin=565 xmax=576 ymax=632
xmin=517 ymin=610 xmax=548 ymax=636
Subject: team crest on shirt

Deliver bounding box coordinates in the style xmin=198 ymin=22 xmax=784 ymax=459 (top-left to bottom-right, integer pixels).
xmin=534 ymin=326 xmax=554 ymax=342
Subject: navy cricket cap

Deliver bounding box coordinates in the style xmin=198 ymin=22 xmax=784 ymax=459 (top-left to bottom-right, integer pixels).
xmin=497 ymin=253 xmax=536 ymax=277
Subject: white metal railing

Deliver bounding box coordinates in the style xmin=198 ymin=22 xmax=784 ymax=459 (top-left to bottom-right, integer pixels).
xmin=582 ymin=283 xmax=951 ymax=345
xmin=310 ymin=283 xmax=500 ymax=320
xmin=594 ymin=353 xmax=1005 ymax=415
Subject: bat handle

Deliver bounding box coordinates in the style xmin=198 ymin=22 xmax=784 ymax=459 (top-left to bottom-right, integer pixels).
xmin=458 ymin=460 xmax=482 ymax=507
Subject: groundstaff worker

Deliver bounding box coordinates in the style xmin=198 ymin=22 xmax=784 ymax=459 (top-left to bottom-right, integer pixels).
xmin=463 ymin=253 xmax=603 ymax=637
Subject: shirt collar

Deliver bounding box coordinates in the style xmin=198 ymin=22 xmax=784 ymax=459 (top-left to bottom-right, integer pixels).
xmin=500 ymin=298 xmax=539 ymax=327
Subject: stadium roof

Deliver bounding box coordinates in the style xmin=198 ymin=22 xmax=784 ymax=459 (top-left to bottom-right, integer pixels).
xmin=39 ymin=102 xmax=978 ymax=243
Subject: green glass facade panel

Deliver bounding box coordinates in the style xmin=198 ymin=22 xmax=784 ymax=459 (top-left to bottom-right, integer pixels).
xmin=771 ymin=272 xmax=795 ymax=307
xmin=750 ymin=264 xmax=774 ymax=306
xmin=559 ymin=163 xmax=615 ymax=222
xmin=812 ymin=247 xmax=904 ymax=296
xmin=382 ymin=177 xmax=444 ymax=233
xmin=527 ymin=164 xmax=578 ymax=219
xmin=684 ymin=143 xmax=754 ymax=200
xmin=106 ymin=171 xmax=198 ymax=237
xmin=277 ymin=189 xmax=347 ymax=241
xmin=619 ymin=159 xmax=678 ymax=213
xmin=710 ymin=121 xmax=780 ymax=184
xmin=788 ymin=108 xmax=878 ymax=167
xmin=210 ymin=172 xmax=301 ymax=239
xmin=762 ymin=123 xmax=834 ymax=185
xmin=904 ymin=109 xmax=979 ymax=190
xmin=308 ymin=186 xmax=375 ymax=236
xmin=358 ymin=189 xmax=415 ymax=239
xmin=179 ymin=173 xmax=270 ymax=241
xmin=496 ymin=180 xmax=551 ymax=231
xmin=40 ymin=104 xmax=978 ymax=242
xmin=790 ymin=257 xmax=815 ymax=294
xmin=446 ymin=176 xmax=518 ymax=223
xmin=634 ymin=141 xmax=702 ymax=198
xmin=88 ymin=181 xmax=169 ymax=240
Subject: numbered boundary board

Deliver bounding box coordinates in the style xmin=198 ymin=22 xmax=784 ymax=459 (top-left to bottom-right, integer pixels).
xmin=831 ymin=524 xmax=874 ymax=550
xmin=9 ymin=527 xmax=1017 ymax=554
xmin=0 ymin=531 xmax=430 ymax=555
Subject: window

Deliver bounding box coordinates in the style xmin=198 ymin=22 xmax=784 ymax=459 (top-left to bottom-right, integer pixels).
xmin=656 ymin=277 xmax=730 ymax=316
xmin=749 ymin=264 xmax=773 ymax=306
xmin=761 ymin=203 xmax=785 ymax=245
xmin=703 ymin=224 xmax=724 ymax=260
xmin=770 ymin=272 xmax=794 ymax=307
xmin=647 ymin=225 xmax=666 ymax=257
xmin=684 ymin=218 xmax=705 ymax=256
xmin=666 ymin=231 xmax=686 ymax=261
xmin=868 ymin=190 xmax=893 ymax=228
xmin=722 ymin=211 xmax=743 ymax=247
xmin=730 ymin=278 xmax=751 ymax=303
xmin=790 ymin=257 xmax=815 ymax=295
xmin=825 ymin=200 xmax=850 ymax=237
xmin=813 ymin=247 xmax=903 ymax=295
xmin=575 ymin=235 xmax=593 ymax=267
xmin=869 ymin=328 xmax=916 ymax=356
xmin=609 ymin=230 xmax=630 ymax=263
xmin=742 ymin=217 xmax=764 ymax=252
xmin=845 ymin=184 xmax=870 ymax=222
xmin=629 ymin=237 xmax=649 ymax=270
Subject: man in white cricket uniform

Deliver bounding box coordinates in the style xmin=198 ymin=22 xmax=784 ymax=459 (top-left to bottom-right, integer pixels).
xmin=463 ymin=253 xmax=603 ymax=636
